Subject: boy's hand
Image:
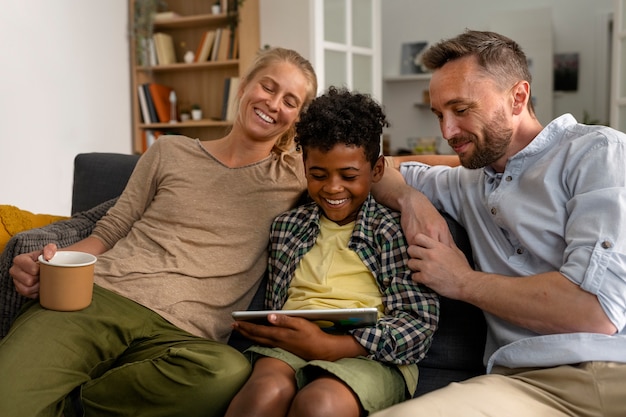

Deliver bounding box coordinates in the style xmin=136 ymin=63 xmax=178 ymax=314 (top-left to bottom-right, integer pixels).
xmin=233 ymin=314 xmax=367 ymax=361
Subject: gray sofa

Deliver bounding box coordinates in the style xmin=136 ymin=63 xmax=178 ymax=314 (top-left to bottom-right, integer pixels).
xmin=0 ymin=152 xmax=487 ymax=397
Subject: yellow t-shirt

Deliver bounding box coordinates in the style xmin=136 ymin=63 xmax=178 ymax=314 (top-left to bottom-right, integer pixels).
xmin=282 ymin=216 xmax=383 ymax=315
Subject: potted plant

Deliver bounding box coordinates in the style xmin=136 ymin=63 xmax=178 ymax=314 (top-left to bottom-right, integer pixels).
xmin=211 ymin=1 xmax=221 ymax=14
xmin=132 ymin=0 xmax=168 ymax=66
xmin=191 ymin=104 xmax=202 ymax=121
xmin=180 ymin=107 xmax=191 ymax=122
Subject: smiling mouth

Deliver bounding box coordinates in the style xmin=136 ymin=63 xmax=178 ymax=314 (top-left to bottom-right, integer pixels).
xmin=325 ymin=198 xmax=348 ymax=206
xmin=255 ymin=108 xmax=275 ymax=124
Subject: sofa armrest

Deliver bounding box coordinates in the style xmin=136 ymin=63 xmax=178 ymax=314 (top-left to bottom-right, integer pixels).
xmin=0 ymin=198 xmax=117 ymax=339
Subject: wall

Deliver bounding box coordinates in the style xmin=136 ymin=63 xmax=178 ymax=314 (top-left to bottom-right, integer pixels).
xmin=0 ymin=1 xmax=614 ymax=214
xmin=382 ymin=0 xmax=614 ymax=153
xmin=0 ymin=0 xmax=131 ymax=216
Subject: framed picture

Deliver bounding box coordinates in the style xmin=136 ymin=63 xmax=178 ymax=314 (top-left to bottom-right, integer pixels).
xmin=553 ymin=53 xmax=579 ymax=92
xmin=400 ymin=41 xmax=428 ymax=75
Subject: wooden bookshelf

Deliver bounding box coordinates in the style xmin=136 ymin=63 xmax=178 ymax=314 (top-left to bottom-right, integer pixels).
xmin=129 ymin=0 xmax=260 ymax=153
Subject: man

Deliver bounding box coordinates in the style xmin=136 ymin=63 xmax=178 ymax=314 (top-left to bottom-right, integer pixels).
xmin=373 ymin=29 xmax=626 ymax=416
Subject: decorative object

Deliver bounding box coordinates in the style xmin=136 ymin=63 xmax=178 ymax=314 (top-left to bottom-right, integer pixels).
xmin=169 ymin=91 xmax=178 ymax=123
xmin=191 ymin=104 xmax=202 ymax=120
xmin=400 ymin=41 xmax=428 ymax=75
xmin=212 ymin=1 xmax=221 ymax=14
xmin=184 ymin=50 xmax=195 ymax=63
xmin=553 ymin=53 xmax=579 ymax=92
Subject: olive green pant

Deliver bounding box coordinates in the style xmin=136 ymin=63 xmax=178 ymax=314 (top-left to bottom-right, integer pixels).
xmin=0 ymin=285 xmax=251 ymax=417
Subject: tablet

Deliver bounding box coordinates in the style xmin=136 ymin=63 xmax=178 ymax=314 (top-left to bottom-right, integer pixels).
xmin=231 ymin=307 xmax=378 ymax=330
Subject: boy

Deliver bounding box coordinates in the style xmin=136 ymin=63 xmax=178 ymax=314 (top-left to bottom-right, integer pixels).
xmin=225 ymin=87 xmax=439 ymax=417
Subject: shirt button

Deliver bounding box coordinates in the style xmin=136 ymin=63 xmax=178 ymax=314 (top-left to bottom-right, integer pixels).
xmin=505 ymin=176 xmax=513 ymax=182
xmin=601 ymin=241 xmax=612 ymax=249
xmin=516 ymin=248 xmax=524 ymax=255
xmin=491 ymin=207 xmax=497 ymax=215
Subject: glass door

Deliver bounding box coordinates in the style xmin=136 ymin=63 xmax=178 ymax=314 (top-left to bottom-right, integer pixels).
xmin=315 ymin=0 xmax=381 ymax=100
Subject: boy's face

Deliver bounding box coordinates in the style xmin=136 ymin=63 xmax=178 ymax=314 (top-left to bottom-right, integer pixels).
xmin=304 ymin=144 xmax=384 ymax=226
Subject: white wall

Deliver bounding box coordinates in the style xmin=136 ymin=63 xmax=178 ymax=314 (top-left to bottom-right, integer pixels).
xmin=381 ymin=0 xmax=614 ymax=153
xmin=0 ymin=1 xmax=614 ymax=215
xmin=0 ymin=0 xmax=131 ymax=216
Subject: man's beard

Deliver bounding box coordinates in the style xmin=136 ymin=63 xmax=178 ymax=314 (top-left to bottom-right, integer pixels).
xmin=449 ymin=110 xmax=512 ymax=169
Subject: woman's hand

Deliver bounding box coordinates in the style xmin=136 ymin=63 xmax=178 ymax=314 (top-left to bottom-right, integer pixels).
xmin=9 ymin=243 xmax=58 ymax=298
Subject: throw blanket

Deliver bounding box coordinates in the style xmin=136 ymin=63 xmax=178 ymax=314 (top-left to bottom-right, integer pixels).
xmin=0 ymin=198 xmax=117 ymax=339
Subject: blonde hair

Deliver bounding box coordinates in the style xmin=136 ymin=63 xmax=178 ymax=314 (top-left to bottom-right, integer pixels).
xmin=237 ymin=47 xmax=318 ymax=153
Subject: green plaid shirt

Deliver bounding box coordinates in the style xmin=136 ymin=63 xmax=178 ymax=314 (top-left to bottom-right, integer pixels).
xmin=267 ymin=194 xmax=439 ymax=365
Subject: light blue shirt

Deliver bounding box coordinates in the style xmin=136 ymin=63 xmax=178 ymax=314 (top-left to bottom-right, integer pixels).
xmin=401 ymin=114 xmax=626 ymax=373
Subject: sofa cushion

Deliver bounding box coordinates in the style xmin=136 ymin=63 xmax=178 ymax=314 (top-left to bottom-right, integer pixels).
xmin=0 ymin=205 xmax=68 ymax=253
xmin=412 ymin=213 xmax=486 ymax=396
xmin=72 ymin=153 xmax=140 ymax=215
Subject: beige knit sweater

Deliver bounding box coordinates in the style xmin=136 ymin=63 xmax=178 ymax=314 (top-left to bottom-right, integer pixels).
xmin=92 ymin=136 xmax=306 ymax=342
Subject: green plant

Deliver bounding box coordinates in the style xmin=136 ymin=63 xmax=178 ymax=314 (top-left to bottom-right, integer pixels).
xmin=191 ymin=104 xmax=201 ymax=110
xmin=133 ymin=0 xmax=168 ymax=65
xmin=226 ymin=0 xmax=246 ymax=31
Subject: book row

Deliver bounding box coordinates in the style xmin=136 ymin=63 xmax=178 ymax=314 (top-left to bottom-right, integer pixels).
xmin=137 ymin=77 xmax=240 ymax=127
xmin=143 ymin=22 xmax=239 ymax=66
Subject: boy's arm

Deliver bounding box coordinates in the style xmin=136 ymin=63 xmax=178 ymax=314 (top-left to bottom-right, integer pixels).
xmin=349 ymin=218 xmax=440 ymax=365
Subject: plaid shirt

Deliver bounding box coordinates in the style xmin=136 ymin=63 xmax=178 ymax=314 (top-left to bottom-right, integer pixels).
xmin=267 ymin=194 xmax=440 ymax=365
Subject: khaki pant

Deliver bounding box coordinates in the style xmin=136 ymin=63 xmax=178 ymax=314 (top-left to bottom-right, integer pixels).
xmin=372 ymin=362 xmax=626 ymax=417
xmin=0 ymin=285 xmax=251 ymax=417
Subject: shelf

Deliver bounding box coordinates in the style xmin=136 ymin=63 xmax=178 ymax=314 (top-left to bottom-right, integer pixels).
xmin=153 ymin=13 xmax=229 ymax=29
xmin=139 ymin=120 xmax=232 ymax=129
xmin=129 ymin=0 xmax=259 ymax=154
xmin=136 ymin=60 xmax=239 ymax=72
xmin=384 ymin=73 xmax=431 ymax=82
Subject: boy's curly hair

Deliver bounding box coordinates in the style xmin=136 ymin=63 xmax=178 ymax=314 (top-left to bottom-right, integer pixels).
xmin=295 ymin=86 xmax=388 ymax=167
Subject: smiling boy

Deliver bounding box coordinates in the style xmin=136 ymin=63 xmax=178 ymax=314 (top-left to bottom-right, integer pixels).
xmin=225 ymin=86 xmax=439 ymax=417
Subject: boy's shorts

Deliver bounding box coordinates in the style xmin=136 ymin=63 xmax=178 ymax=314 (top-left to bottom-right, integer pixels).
xmin=246 ymin=346 xmax=408 ymax=414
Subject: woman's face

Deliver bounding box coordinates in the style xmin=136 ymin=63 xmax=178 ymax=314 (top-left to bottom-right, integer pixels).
xmin=237 ymin=62 xmax=310 ymax=143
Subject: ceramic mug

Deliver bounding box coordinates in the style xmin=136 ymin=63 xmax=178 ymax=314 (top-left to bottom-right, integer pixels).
xmin=38 ymin=251 xmax=97 ymax=311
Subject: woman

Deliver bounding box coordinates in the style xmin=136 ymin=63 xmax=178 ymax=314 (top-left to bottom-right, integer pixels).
xmin=0 ymin=47 xmax=318 ymax=417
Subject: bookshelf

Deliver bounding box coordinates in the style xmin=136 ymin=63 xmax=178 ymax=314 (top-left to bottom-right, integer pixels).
xmin=129 ymin=0 xmax=260 ymax=153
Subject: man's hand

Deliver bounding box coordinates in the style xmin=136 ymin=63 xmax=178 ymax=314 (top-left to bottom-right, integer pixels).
xmin=407 ymin=233 xmax=473 ymax=299
xmin=400 ymin=192 xmax=453 ymax=247
xmin=233 ymin=314 xmax=367 ymax=361
xmin=372 ymin=158 xmax=453 ymax=246
xmin=9 ymin=243 xmax=58 ymax=298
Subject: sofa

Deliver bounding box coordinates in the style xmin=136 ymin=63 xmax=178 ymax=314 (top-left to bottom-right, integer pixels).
xmin=0 ymin=152 xmax=487 ymax=398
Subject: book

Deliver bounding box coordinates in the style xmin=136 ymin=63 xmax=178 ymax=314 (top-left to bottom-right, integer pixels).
xmin=225 ymin=77 xmax=240 ymax=121
xmin=142 ymin=84 xmax=159 ymax=124
xmin=221 ymin=78 xmax=231 ymax=121
xmin=210 ymin=28 xmax=222 ymax=61
xmin=153 ymin=32 xmax=176 ymax=65
xmin=194 ymin=30 xmax=216 ymax=63
xmin=230 ymin=26 xmax=239 ymax=59
xmin=137 ymin=85 xmax=151 ymax=124
xmin=143 ymin=129 xmax=167 ymax=151
xmin=148 ymin=83 xmax=174 ymax=123
xmin=216 ymin=28 xmax=231 ymax=61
